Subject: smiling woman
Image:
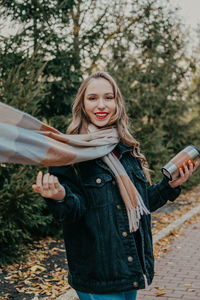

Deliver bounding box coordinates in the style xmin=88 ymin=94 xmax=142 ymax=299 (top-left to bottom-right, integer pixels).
xmin=31 ymin=71 xmax=196 ymax=300
xmin=83 ymin=78 xmax=116 ymax=127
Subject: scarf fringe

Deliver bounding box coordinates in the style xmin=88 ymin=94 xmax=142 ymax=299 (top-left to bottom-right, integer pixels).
xmin=127 ymin=195 xmax=150 ymax=232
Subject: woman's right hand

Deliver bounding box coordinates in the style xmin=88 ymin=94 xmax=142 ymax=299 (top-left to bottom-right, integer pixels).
xmin=32 ymin=171 xmax=66 ymax=201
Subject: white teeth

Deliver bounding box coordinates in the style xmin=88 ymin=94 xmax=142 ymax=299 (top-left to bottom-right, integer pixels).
xmin=96 ymin=113 xmax=108 ymax=116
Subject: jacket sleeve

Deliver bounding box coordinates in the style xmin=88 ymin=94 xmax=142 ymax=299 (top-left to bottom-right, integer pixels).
xmin=45 ymin=165 xmax=86 ymax=223
xmin=147 ymin=176 xmax=181 ymax=212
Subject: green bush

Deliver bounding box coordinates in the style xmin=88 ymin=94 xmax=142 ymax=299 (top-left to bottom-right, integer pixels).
xmin=0 ymin=164 xmax=62 ymax=266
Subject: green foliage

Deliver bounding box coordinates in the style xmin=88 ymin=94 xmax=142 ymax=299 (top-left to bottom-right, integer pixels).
xmin=106 ymin=1 xmax=194 ymax=183
xmin=186 ymin=26 xmax=200 ymax=149
xmin=0 ymin=44 xmax=61 ymax=265
xmin=0 ymin=165 xmax=61 ymax=265
xmin=0 ymin=51 xmax=47 ymax=115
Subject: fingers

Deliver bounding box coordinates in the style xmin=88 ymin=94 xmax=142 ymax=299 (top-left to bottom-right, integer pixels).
xmin=32 ymin=184 xmax=40 ymax=192
xmin=183 ymin=159 xmax=199 ymax=177
xmin=32 ymin=171 xmax=61 ymax=196
xmin=32 ymin=171 xmax=43 ymax=193
xmin=179 ymin=166 xmax=184 ymax=178
xmin=193 ymin=160 xmax=199 ymax=171
xmin=36 ymin=171 xmax=43 ymax=190
xmin=49 ymin=175 xmax=59 ymax=194
xmin=179 ymin=162 xmax=190 ymax=183
xmin=169 ymin=159 xmax=199 ymax=188
xmin=178 ymin=160 xmax=197 ymax=183
xmin=33 ymin=171 xmax=43 ymax=194
xmin=187 ymin=160 xmax=194 ymax=175
xmin=43 ymin=173 xmax=50 ymax=191
xmin=53 ymin=176 xmax=60 ymax=189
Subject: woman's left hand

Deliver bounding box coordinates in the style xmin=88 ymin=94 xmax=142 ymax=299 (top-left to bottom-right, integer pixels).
xmin=169 ymin=160 xmax=199 ymax=188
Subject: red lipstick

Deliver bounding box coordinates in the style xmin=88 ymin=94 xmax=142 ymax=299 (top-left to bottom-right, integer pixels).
xmin=95 ymin=112 xmax=109 ymax=119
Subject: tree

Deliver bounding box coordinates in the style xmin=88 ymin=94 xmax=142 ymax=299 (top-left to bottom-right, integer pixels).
xmin=0 ymin=0 xmax=145 ymax=130
xmin=106 ymin=1 xmax=191 ymax=182
xmin=186 ymin=24 xmax=200 ymax=145
xmin=0 ymin=46 xmax=61 ymax=265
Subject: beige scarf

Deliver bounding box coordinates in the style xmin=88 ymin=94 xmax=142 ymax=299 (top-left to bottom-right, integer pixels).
xmin=0 ymin=101 xmax=150 ymax=232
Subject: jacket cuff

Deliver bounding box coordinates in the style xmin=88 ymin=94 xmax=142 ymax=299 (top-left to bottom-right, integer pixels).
xmin=45 ymin=198 xmax=65 ymax=203
xmin=44 ymin=183 xmax=73 ymax=204
xmin=158 ymin=176 xmax=181 ymax=202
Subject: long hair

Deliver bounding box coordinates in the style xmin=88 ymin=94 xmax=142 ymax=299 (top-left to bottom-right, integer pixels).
xmin=67 ymin=71 xmax=150 ymax=181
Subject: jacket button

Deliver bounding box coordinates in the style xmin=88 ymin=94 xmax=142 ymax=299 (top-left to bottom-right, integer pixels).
xmin=112 ymin=180 xmax=116 ymax=185
xmin=133 ymin=281 xmax=138 ymax=288
xmin=96 ymin=178 xmax=102 ymax=184
xmin=116 ymin=205 xmax=121 ymax=210
xmin=127 ymin=256 xmax=133 ymax=262
xmin=122 ymin=232 xmax=128 ymax=237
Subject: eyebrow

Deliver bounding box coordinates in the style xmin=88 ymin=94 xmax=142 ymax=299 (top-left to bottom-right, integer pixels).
xmin=87 ymin=92 xmax=114 ymax=96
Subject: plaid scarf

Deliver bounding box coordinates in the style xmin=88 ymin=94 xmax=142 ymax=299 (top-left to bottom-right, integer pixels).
xmin=0 ymin=101 xmax=149 ymax=232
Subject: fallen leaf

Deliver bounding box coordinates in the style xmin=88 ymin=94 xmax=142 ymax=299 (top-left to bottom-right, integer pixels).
xmin=51 ymin=247 xmax=65 ymax=252
xmin=156 ymin=291 xmax=166 ymax=296
xmin=30 ymin=265 xmax=46 ymax=272
xmin=184 ymin=284 xmax=192 ymax=287
xmin=155 ymin=286 xmax=165 ymax=291
xmin=16 ymin=287 xmax=26 ymax=293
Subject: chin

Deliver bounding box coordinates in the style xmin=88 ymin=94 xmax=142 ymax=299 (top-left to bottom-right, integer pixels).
xmin=94 ymin=121 xmax=110 ymax=128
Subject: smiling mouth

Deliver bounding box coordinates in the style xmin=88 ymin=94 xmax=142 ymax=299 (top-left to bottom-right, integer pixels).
xmin=95 ymin=112 xmax=109 ymax=120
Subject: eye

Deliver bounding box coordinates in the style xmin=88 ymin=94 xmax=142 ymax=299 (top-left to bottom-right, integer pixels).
xmin=105 ymin=95 xmax=114 ymax=100
xmin=88 ymin=96 xmax=97 ymax=101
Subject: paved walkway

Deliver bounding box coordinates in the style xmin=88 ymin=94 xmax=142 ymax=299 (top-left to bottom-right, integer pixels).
xmin=137 ymin=221 xmax=200 ymax=300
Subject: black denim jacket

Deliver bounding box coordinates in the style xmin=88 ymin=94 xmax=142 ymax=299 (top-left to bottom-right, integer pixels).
xmin=46 ymin=142 xmax=181 ymax=293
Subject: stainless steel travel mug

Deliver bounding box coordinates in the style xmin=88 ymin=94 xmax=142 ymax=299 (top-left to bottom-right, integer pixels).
xmin=162 ymin=145 xmax=200 ymax=181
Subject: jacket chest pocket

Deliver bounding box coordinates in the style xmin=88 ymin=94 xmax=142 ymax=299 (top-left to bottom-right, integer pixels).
xmin=122 ymin=155 xmax=148 ymax=185
xmin=125 ymin=164 xmax=148 ymax=194
xmin=83 ymin=174 xmax=115 ymax=208
xmin=132 ymin=168 xmax=148 ymax=184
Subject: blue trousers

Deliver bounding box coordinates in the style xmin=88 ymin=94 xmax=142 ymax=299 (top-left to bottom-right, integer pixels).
xmin=76 ymin=290 xmax=137 ymax=300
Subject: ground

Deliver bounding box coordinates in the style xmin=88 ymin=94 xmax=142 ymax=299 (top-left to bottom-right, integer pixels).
xmin=0 ymin=240 xmax=69 ymax=299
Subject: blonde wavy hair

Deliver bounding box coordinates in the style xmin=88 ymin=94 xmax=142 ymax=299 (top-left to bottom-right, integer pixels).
xmin=67 ymin=71 xmax=150 ymax=182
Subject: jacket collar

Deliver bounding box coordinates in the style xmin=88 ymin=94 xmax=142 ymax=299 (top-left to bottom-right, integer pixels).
xmin=115 ymin=141 xmax=132 ymax=156
xmin=95 ymin=141 xmax=132 ymax=173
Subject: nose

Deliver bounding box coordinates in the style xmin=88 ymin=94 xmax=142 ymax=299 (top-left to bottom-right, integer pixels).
xmin=97 ymin=97 xmax=106 ymax=109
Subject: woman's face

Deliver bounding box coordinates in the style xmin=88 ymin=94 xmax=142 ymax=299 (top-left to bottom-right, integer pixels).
xmin=84 ymin=78 xmax=116 ymax=127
